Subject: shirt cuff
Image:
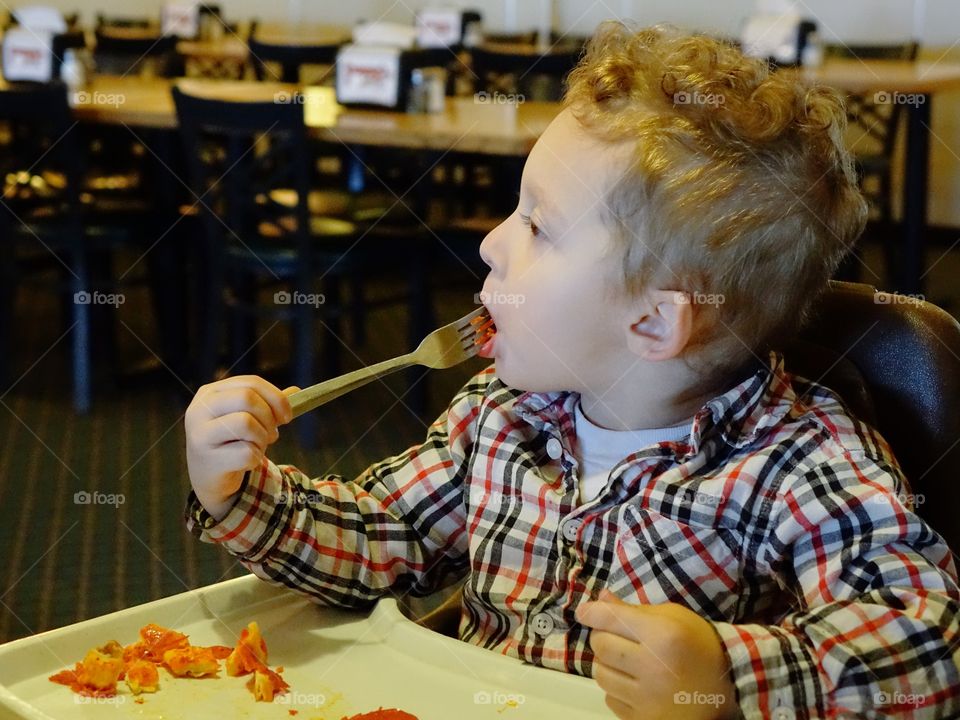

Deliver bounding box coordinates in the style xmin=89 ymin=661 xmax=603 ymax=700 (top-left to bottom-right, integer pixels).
xmin=710 ymin=620 xmax=825 ymax=720
xmin=183 ymin=459 xmax=288 ymax=562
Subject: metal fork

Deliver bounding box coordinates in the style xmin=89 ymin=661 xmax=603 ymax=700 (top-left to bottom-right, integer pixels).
xmin=289 ymin=307 xmax=495 ymax=418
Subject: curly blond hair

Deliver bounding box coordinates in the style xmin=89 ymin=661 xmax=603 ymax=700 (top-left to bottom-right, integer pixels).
xmin=565 ymin=22 xmax=867 ymax=378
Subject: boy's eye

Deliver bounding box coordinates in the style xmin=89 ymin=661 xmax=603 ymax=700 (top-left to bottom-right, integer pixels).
xmin=519 ymin=213 xmax=542 ymax=238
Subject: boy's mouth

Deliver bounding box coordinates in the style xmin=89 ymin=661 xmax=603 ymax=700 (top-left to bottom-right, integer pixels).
xmin=476 ymin=305 xmax=498 ymax=359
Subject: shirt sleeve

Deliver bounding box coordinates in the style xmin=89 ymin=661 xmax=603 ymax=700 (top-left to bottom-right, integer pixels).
xmin=709 ymin=450 xmax=960 ymax=720
xmin=183 ymin=369 xmax=494 ymax=609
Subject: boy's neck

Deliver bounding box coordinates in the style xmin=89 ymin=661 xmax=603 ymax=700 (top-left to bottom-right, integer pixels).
xmin=578 ymin=363 xmax=722 ymax=431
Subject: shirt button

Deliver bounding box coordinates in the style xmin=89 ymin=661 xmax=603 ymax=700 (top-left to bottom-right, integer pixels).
xmin=530 ymin=612 xmax=555 ymax=636
xmin=545 ymin=437 xmax=563 ymax=459
xmin=561 ymin=517 xmax=583 ymax=542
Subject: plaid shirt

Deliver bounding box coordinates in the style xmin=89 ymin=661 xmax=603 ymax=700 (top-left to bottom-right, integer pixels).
xmin=185 ymin=352 xmax=960 ymax=719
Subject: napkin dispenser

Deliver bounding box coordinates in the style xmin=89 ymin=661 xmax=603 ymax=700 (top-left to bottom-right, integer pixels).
xmin=335 ymin=44 xmax=449 ymax=110
xmin=2 ymin=5 xmax=67 ymax=82
xmin=2 ymin=28 xmax=55 ymax=81
xmin=161 ymin=0 xmax=200 ymax=39
xmin=741 ymin=13 xmax=817 ymax=67
xmin=416 ymin=8 xmax=483 ymax=49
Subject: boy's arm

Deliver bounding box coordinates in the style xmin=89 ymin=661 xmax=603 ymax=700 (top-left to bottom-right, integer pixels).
xmin=183 ymin=370 xmax=493 ymax=609
xmin=710 ymin=453 xmax=960 ymax=720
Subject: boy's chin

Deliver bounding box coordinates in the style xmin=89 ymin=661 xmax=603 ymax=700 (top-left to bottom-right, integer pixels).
xmin=495 ymin=363 xmax=567 ymax=394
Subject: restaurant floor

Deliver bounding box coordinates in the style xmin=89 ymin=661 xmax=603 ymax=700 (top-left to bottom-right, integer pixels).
xmin=1 ymin=238 xmax=958 ymax=645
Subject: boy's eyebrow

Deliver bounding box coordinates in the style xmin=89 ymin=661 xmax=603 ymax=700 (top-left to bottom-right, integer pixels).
xmin=525 ymin=182 xmax=566 ymax=226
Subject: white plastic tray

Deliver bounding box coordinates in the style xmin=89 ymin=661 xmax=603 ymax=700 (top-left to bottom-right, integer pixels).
xmin=0 ymin=574 xmax=610 ymax=719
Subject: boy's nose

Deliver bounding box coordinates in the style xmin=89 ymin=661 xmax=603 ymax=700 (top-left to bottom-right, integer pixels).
xmin=478 ymin=217 xmax=508 ymax=273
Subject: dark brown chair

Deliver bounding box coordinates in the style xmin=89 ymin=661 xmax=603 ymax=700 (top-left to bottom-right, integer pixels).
xmin=788 ymin=280 xmax=960 ymax=555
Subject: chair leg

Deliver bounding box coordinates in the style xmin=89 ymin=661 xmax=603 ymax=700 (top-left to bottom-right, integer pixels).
xmin=229 ymin=271 xmax=258 ymax=376
xmin=293 ymin=294 xmax=318 ymax=449
xmin=0 ymin=256 xmax=15 ymax=392
xmin=70 ymin=254 xmax=92 ymax=414
xmin=349 ymin=272 xmax=366 ymax=346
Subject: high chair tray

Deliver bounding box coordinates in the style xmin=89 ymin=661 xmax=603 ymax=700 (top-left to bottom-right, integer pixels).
xmin=0 ymin=573 xmax=610 ymax=719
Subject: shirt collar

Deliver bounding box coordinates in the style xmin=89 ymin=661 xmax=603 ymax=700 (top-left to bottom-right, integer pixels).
xmin=512 ymin=351 xmax=796 ymax=459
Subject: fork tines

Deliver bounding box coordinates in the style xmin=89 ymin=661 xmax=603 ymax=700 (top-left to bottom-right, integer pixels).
xmin=460 ymin=307 xmax=496 ymax=352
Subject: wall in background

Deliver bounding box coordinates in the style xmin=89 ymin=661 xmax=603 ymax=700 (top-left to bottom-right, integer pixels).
xmin=22 ymin=0 xmax=960 ymax=226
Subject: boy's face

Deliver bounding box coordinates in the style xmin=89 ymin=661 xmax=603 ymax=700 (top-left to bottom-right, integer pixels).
xmin=478 ymin=109 xmax=637 ymax=395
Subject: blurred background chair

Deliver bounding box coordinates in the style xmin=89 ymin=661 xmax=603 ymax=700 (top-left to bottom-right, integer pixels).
xmin=828 ymin=42 xmax=919 ymax=285
xmin=173 ymin=86 xmax=421 ymax=445
xmin=247 ymin=36 xmax=341 ymax=85
xmin=0 ymin=82 xmax=174 ymax=412
xmin=787 ymin=280 xmax=960 ymax=555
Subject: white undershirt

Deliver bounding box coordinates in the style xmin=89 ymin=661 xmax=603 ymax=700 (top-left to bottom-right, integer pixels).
xmin=573 ymin=401 xmax=692 ymax=505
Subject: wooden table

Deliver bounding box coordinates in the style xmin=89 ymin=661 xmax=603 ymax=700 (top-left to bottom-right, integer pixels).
xmin=804 ymin=58 xmax=960 ymax=294
xmin=68 ymin=76 xmax=559 ymax=157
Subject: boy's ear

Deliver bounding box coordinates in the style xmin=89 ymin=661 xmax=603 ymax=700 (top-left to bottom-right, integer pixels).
xmin=625 ymin=290 xmax=694 ymax=360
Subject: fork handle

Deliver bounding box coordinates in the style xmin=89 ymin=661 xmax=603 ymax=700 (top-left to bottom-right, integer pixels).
xmin=288 ymin=352 xmax=417 ymax=418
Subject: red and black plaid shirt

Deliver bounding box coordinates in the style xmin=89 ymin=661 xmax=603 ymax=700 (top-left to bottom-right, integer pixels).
xmin=186 ymin=352 xmax=960 ymax=719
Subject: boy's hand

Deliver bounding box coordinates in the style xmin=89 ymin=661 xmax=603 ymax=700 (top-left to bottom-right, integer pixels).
xmin=576 ymin=590 xmax=737 ymax=720
xmin=185 ymin=376 xmax=297 ymax=521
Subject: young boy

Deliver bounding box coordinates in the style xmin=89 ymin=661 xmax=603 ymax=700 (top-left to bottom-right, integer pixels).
xmin=184 ymin=23 xmax=960 ymax=720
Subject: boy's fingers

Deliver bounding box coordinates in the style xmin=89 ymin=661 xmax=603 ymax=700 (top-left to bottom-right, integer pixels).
xmin=216 ymin=440 xmax=264 ymax=473
xmin=199 ymin=388 xmax=279 ymax=433
xmin=593 ymin=659 xmax=644 ymax=708
xmin=206 ymin=376 xmax=292 ymax=424
xmin=204 ymin=411 xmax=274 ymax=450
xmin=589 ymin=630 xmax=649 ymax=680
xmin=576 ymin=599 xmax=650 ymax=641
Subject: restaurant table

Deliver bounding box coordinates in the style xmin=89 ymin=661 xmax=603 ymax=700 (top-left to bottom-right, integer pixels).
xmin=804 ymin=58 xmax=960 ymax=294
xmin=64 ymin=76 xmax=559 ymax=154
xmin=176 ymin=23 xmax=352 ymax=66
